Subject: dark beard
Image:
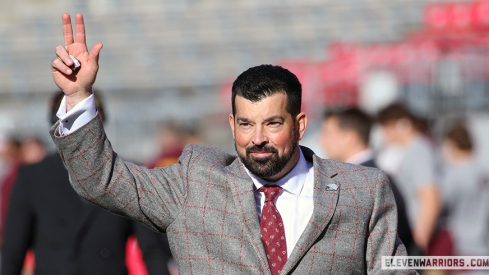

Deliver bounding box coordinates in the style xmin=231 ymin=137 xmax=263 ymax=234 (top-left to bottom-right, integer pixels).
xmin=237 ymin=132 xmax=298 ymax=179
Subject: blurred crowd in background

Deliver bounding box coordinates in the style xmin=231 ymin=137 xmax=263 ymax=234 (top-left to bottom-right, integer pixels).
xmin=1 ymin=0 xmax=489 ymax=274
xmin=318 ymin=105 xmax=489 ymax=275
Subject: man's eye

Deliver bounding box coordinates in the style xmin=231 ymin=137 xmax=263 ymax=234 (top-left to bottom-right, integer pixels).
xmin=240 ymin=123 xmax=251 ymax=128
xmin=268 ymin=122 xmax=282 ymax=127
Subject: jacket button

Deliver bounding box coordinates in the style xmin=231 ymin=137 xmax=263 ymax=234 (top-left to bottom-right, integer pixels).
xmin=100 ymin=248 xmax=110 ymax=258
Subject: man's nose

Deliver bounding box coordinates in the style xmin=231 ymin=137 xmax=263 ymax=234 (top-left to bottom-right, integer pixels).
xmin=252 ymin=127 xmax=268 ymax=145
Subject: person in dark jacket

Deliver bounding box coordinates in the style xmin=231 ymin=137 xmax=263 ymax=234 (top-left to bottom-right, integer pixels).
xmin=1 ymin=91 xmax=174 ymax=275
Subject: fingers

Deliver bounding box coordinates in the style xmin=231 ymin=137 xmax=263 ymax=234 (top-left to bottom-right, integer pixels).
xmin=52 ymin=42 xmax=102 ymax=75
xmin=51 ymin=57 xmax=72 ymax=75
xmin=75 ymin=14 xmax=86 ymax=45
xmin=55 ymin=13 xmax=100 ymax=75
xmin=62 ymin=13 xmax=74 ymax=46
xmin=63 ymin=13 xmax=86 ymax=46
xmin=56 ymin=45 xmax=74 ymax=66
xmin=89 ymin=43 xmax=103 ymax=63
xmin=52 ymin=45 xmax=73 ymax=75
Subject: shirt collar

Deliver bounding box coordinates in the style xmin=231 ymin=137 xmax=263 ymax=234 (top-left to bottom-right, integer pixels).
xmin=345 ymin=149 xmax=374 ymax=165
xmin=245 ymin=148 xmax=311 ymax=196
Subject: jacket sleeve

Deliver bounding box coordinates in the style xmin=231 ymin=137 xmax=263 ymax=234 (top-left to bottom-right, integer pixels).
xmin=366 ymin=170 xmax=418 ymax=275
xmin=1 ymin=166 xmax=35 ymax=275
xmin=50 ymin=115 xmax=192 ymax=232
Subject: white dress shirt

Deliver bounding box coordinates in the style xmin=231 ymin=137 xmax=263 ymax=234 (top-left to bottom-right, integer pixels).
xmin=57 ymin=95 xmax=316 ymax=258
xmin=345 ymin=149 xmax=374 ymax=165
xmin=245 ymin=150 xmax=314 ymax=258
xmin=56 ymin=94 xmax=96 ymax=136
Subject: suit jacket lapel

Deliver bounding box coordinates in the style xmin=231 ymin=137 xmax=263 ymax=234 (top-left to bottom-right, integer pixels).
xmin=225 ymin=158 xmax=271 ymax=274
xmin=282 ymin=152 xmax=340 ymax=274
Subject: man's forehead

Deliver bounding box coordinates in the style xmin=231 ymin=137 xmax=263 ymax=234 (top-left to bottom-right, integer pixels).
xmin=381 ymin=119 xmax=398 ymax=127
xmin=235 ymin=94 xmax=288 ymax=114
xmin=323 ymin=117 xmax=345 ymax=132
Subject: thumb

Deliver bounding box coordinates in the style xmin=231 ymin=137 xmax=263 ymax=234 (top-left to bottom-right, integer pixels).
xmin=89 ymin=43 xmax=103 ymax=63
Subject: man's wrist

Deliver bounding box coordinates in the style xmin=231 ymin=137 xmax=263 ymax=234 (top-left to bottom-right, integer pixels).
xmin=56 ymin=93 xmax=97 ymax=136
xmin=65 ymin=89 xmax=92 ymax=112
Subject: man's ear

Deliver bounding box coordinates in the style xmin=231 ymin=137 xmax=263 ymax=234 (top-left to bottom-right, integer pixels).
xmin=229 ymin=114 xmax=235 ymax=139
xmin=295 ymin=112 xmax=308 ymax=141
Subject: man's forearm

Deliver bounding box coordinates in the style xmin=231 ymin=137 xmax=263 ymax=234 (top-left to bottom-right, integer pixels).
xmin=414 ymin=186 xmax=441 ymax=252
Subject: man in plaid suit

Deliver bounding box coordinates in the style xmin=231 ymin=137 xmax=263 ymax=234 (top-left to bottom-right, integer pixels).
xmin=50 ymin=14 xmax=415 ymax=274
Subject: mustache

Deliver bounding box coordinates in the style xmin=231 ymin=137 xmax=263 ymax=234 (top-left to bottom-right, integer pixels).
xmin=246 ymin=145 xmax=278 ymax=155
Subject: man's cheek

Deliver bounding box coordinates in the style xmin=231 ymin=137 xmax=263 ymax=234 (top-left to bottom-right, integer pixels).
xmin=271 ymin=135 xmax=289 ymax=149
xmin=234 ymin=135 xmax=249 ymax=150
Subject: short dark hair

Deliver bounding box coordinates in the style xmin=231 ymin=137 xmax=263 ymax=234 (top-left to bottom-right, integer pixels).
xmin=49 ymin=89 xmax=106 ymax=125
xmin=377 ymin=102 xmax=427 ymax=132
xmin=444 ymin=122 xmax=473 ymax=151
xmin=324 ymin=108 xmax=373 ymax=146
xmin=377 ymin=103 xmax=414 ymax=125
xmin=231 ymin=64 xmax=302 ymax=118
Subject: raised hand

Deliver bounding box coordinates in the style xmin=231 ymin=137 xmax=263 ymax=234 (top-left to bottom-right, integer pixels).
xmin=51 ymin=13 xmax=103 ymax=111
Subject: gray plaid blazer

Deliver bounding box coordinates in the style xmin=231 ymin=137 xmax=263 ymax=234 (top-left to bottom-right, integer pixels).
xmin=51 ymin=116 xmax=415 ymax=274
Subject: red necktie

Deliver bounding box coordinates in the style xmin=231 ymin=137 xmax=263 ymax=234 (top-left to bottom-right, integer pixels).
xmin=259 ymin=185 xmax=287 ymax=275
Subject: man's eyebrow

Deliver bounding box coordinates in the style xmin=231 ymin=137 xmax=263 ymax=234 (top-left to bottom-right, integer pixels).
xmin=264 ymin=116 xmax=285 ymax=122
xmin=236 ymin=116 xmax=285 ymax=123
xmin=236 ymin=117 xmax=251 ymax=123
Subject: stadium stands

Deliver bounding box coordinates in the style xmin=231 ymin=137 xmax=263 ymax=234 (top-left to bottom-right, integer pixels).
xmin=0 ymin=0 xmax=481 ymax=160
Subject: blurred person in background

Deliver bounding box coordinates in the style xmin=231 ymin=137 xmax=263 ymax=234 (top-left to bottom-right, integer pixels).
xmin=1 ymin=90 xmax=174 ymax=275
xmin=19 ymin=136 xmax=46 ymax=165
xmin=147 ymin=121 xmax=186 ymax=169
xmin=0 ymin=136 xmax=22 ymax=244
xmin=440 ymin=122 xmax=489 ymax=260
xmin=1 ymin=136 xmax=47 ymax=246
xmin=377 ymin=103 xmax=441 ymax=254
xmin=319 ymin=108 xmax=415 ymax=253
